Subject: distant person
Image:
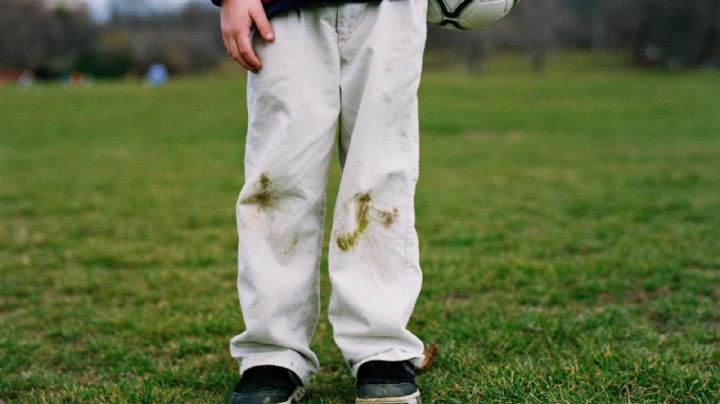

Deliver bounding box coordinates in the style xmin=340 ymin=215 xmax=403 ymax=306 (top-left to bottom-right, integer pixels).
xmin=146 ymin=63 xmax=168 ymax=87
xmin=18 ymin=70 xmax=33 ymax=88
xmin=213 ymin=0 xmax=427 ymax=402
xmin=61 ymin=71 xmax=86 ymax=87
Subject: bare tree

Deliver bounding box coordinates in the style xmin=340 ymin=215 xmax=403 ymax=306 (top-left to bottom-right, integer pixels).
xmin=629 ymin=0 xmax=720 ymax=68
xmin=518 ymin=0 xmax=557 ymax=72
xmin=0 ymin=0 xmax=55 ymax=69
xmin=100 ymin=1 xmax=225 ymax=74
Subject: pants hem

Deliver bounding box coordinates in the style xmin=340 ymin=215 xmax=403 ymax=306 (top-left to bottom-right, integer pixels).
xmin=234 ymin=350 xmax=316 ymax=385
xmin=350 ymin=348 xmax=425 ymax=378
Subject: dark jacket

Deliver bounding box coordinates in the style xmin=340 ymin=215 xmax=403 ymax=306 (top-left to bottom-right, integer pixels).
xmin=211 ymin=0 xmax=377 ymax=18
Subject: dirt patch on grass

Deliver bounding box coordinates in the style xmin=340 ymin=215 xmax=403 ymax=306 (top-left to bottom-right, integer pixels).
xmin=597 ymin=293 xmax=615 ymax=303
xmin=444 ymin=291 xmax=472 ymax=305
xmin=625 ymin=287 xmax=670 ymax=304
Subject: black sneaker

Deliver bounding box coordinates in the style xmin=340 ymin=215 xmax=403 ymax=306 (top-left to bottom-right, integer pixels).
xmin=355 ymin=360 xmax=421 ymax=404
xmin=230 ymin=365 xmax=305 ymax=404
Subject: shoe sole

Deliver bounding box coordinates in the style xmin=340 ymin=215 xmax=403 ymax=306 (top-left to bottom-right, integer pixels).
xmin=267 ymin=386 xmax=306 ymax=404
xmin=355 ymin=390 xmax=421 ymax=404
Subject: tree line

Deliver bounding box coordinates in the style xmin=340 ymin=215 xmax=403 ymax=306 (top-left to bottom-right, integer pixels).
xmin=1 ymin=0 xmax=718 ymax=78
xmin=429 ymin=0 xmax=720 ymax=71
xmin=0 ymin=0 xmax=225 ymax=78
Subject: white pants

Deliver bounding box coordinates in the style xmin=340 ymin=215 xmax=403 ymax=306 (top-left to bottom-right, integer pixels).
xmin=229 ymin=0 xmax=428 ymax=384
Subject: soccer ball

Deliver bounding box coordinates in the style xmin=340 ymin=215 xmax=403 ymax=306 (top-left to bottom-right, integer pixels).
xmin=427 ymin=0 xmax=520 ymax=30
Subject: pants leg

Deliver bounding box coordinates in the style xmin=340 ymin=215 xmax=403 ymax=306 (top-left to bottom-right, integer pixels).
xmin=229 ymin=6 xmax=341 ymax=384
xmin=328 ymin=0 xmax=429 ymax=376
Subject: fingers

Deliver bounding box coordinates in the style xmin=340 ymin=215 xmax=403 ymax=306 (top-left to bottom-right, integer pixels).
xmin=222 ymin=34 xmax=232 ymax=58
xmin=225 ymin=34 xmax=254 ymax=72
xmin=220 ymin=0 xmax=272 ymax=73
xmin=250 ymin=8 xmax=274 ymax=42
xmin=237 ymin=29 xmax=261 ymax=72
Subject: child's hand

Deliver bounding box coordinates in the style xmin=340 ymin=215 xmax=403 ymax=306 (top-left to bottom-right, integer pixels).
xmin=221 ymin=0 xmax=275 ymax=73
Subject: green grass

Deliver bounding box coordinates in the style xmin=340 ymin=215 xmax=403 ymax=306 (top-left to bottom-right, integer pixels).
xmin=1 ymin=53 xmax=719 ymax=402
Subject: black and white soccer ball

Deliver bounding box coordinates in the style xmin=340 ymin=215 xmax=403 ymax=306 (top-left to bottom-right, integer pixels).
xmin=427 ymin=0 xmax=520 ymax=30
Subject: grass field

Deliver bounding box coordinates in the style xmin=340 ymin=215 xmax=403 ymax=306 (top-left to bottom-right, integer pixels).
xmin=2 ymin=54 xmax=719 ymax=402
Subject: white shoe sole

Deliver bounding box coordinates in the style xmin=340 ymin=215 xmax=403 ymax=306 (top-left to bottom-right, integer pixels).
xmin=355 ymin=390 xmax=421 ymax=404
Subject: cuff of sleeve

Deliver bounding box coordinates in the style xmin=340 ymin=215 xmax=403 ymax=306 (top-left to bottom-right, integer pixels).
xmin=211 ymin=0 xmax=222 ymax=6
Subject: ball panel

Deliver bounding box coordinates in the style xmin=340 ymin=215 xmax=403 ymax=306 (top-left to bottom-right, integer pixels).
xmin=427 ymin=0 xmax=443 ymax=25
xmin=427 ymin=0 xmax=515 ymax=31
xmin=458 ymin=0 xmax=511 ymax=29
